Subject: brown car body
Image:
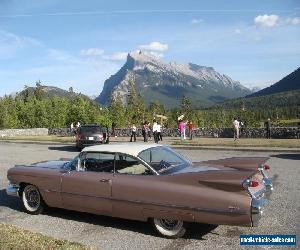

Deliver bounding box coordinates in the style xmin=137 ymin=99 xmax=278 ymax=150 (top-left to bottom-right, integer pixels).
xmin=6 ymin=144 xmax=273 ymax=237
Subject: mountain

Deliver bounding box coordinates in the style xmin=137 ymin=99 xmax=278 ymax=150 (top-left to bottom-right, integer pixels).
xmin=219 ymin=89 xmax=300 ymax=110
xmin=96 ymin=51 xmax=251 ymax=108
xmin=250 ymin=86 xmax=262 ymax=93
xmin=247 ymin=67 xmax=300 ymax=98
xmin=18 ymin=84 xmax=91 ymax=100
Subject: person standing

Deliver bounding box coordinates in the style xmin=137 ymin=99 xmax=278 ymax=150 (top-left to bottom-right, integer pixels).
xmin=142 ymin=122 xmax=149 ymax=142
xmin=188 ymin=121 xmax=193 ymax=140
xmin=130 ymin=124 xmax=137 ymax=142
xmin=233 ymin=117 xmax=240 ymax=141
xmin=111 ymin=121 xmax=116 ymax=137
xmin=147 ymin=122 xmax=152 ymax=140
xmin=70 ymin=122 xmax=74 ymax=133
xmin=178 ymin=120 xmax=185 ymax=141
xmin=157 ymin=123 xmax=162 ymax=141
xmin=70 ymin=122 xmax=76 ymax=136
xmin=265 ymin=118 xmax=272 ymax=139
xmin=183 ymin=121 xmax=187 ymax=140
xmin=152 ymin=120 xmax=159 ymax=143
xmin=238 ymin=117 xmax=244 ymax=138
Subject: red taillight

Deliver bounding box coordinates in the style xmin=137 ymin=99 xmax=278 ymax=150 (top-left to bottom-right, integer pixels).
xmin=264 ymin=164 xmax=270 ymax=171
xmin=249 ymin=180 xmax=259 ymax=187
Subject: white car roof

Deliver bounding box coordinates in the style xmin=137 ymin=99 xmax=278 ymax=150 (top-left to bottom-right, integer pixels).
xmin=82 ymin=143 xmax=165 ymax=157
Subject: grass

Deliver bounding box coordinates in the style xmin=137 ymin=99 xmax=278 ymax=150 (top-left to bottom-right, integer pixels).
xmin=0 ymin=135 xmax=75 ymax=143
xmin=0 ymin=223 xmax=89 ymax=250
xmin=1 ymin=135 xmax=299 ymax=148
xmin=173 ymin=138 xmax=300 ymax=148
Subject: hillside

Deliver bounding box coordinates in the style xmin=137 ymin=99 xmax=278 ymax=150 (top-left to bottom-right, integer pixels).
xmin=96 ymin=51 xmax=251 ymax=108
xmin=18 ymin=84 xmax=91 ymax=101
xmin=218 ymin=89 xmax=300 ymax=110
xmin=248 ymin=67 xmax=300 ymax=97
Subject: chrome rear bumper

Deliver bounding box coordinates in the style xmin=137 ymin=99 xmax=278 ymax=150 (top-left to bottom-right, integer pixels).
xmin=250 ymin=177 xmax=273 ymax=226
xmin=251 ymin=197 xmax=267 ymax=226
xmin=263 ymin=177 xmax=273 ymax=199
xmin=6 ymin=183 xmax=20 ymax=197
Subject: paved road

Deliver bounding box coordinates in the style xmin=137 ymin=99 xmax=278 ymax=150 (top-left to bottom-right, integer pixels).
xmin=0 ymin=142 xmax=299 ymax=250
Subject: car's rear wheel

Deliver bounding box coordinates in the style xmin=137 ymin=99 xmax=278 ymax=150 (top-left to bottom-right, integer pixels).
xmin=152 ymin=218 xmax=188 ymax=238
xmin=21 ymin=184 xmax=44 ymax=214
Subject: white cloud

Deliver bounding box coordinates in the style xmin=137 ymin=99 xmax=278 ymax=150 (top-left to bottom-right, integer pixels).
xmin=0 ymin=29 xmax=42 ymax=58
xmin=80 ymin=48 xmax=104 ymax=56
xmin=254 ymin=15 xmax=279 ymax=27
xmin=0 ymin=30 xmax=41 ymax=47
xmin=286 ymin=17 xmax=300 ymax=25
xmin=191 ymin=18 xmax=203 ymax=25
xmin=234 ymin=29 xmax=242 ymax=34
xmin=103 ymin=52 xmax=128 ymax=61
xmin=139 ymin=41 xmax=168 ymax=52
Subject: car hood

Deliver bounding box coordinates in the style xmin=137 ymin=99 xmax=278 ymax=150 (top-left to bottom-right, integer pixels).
xmin=16 ymin=160 xmax=70 ymax=169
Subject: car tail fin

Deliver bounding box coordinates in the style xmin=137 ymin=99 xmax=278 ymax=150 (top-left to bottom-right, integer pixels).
xmin=196 ymin=170 xmax=256 ymax=192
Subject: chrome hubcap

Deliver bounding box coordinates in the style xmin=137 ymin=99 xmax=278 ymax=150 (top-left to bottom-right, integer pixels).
xmin=25 ymin=186 xmax=40 ymax=209
xmin=158 ymin=219 xmax=182 ymax=231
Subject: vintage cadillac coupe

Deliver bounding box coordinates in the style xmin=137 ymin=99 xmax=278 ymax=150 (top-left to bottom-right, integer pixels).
xmin=7 ymin=144 xmax=273 ymax=238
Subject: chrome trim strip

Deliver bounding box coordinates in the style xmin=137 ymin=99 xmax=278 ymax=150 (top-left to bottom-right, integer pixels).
xmin=6 ymin=183 xmax=20 ymax=197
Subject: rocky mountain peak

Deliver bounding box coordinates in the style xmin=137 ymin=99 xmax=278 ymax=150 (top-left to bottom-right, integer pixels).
xmin=95 ymin=53 xmax=252 ymax=107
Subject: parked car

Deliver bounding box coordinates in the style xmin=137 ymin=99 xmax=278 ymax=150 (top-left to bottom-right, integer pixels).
xmin=75 ymin=124 xmax=109 ymax=150
xmin=6 ymin=144 xmax=273 ymax=238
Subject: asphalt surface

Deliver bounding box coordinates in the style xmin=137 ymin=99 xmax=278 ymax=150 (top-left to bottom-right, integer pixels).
xmin=0 ymin=142 xmax=299 ymax=250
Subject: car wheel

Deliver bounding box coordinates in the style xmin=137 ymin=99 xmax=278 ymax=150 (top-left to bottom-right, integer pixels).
xmin=152 ymin=218 xmax=188 ymax=238
xmin=21 ymin=184 xmax=44 ymax=214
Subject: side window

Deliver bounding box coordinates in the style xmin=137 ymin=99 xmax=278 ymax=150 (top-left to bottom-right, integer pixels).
xmin=81 ymin=152 xmax=115 ymax=173
xmin=115 ymin=154 xmax=153 ymax=175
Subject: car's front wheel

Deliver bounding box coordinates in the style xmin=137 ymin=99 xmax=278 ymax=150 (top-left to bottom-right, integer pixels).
xmin=21 ymin=184 xmax=44 ymax=214
xmin=152 ymin=218 xmax=188 ymax=238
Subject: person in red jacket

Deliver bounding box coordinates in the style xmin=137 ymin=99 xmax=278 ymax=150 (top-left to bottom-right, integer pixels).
xmin=188 ymin=121 xmax=193 ymax=140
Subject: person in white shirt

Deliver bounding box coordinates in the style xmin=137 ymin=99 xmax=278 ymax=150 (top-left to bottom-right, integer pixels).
xmin=130 ymin=124 xmax=137 ymax=142
xmin=152 ymin=120 xmax=159 ymax=143
xmin=233 ymin=118 xmax=240 ymax=140
xmin=157 ymin=123 xmax=162 ymax=141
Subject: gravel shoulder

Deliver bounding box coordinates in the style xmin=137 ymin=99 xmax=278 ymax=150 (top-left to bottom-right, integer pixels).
xmin=0 ymin=142 xmax=299 ymax=250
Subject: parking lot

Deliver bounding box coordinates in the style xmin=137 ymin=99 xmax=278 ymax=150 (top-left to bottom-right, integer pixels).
xmin=0 ymin=141 xmax=299 ymax=250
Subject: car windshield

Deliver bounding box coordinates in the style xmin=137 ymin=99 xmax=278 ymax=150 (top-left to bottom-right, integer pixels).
xmin=62 ymin=156 xmax=78 ymax=171
xmin=138 ymin=146 xmax=190 ymax=175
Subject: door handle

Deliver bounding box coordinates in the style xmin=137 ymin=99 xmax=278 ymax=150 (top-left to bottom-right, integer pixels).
xmin=99 ymin=179 xmax=110 ymax=183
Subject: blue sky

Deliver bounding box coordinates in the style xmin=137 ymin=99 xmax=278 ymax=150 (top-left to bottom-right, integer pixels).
xmin=0 ymin=0 xmax=299 ymax=96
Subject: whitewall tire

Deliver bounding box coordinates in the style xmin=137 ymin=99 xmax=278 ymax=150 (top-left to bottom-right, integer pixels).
xmin=22 ymin=184 xmax=44 ymax=214
xmin=152 ymin=218 xmax=188 ymax=238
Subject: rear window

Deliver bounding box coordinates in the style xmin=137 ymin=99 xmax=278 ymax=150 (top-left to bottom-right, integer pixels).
xmin=80 ymin=126 xmax=104 ymax=134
